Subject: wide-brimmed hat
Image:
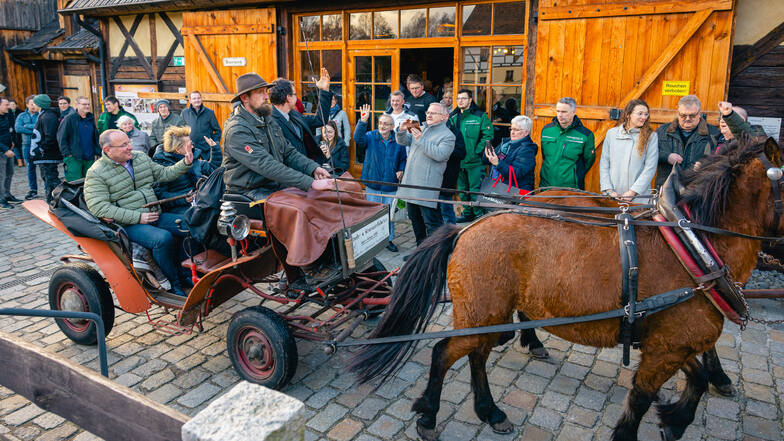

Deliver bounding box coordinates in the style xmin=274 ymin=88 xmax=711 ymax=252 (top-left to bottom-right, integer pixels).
xmin=232 ymin=73 xmax=275 ymax=103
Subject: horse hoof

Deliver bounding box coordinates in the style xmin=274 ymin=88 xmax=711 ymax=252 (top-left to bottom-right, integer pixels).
xmin=416 ymin=423 xmax=439 ymax=441
xmin=491 ymin=418 xmax=514 ymax=434
xmin=712 ymin=383 xmax=736 ymax=397
xmin=530 ymin=347 xmax=550 ymax=359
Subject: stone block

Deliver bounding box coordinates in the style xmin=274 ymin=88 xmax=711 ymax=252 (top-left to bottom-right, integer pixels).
xmin=182 ymin=382 xmax=305 ymax=441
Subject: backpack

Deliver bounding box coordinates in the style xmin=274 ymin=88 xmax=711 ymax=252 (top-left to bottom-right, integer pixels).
xmin=183 ymin=166 xmax=229 ymax=254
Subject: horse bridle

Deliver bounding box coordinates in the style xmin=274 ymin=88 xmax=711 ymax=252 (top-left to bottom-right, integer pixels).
xmin=757 ymin=151 xmax=784 ymax=232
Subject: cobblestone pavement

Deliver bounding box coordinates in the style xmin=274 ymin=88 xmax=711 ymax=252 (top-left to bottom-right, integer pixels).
xmin=1 ymin=169 xmax=783 ymax=441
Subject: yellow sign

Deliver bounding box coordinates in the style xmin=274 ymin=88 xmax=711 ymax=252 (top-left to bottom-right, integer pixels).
xmin=662 ymin=81 xmax=690 ymax=96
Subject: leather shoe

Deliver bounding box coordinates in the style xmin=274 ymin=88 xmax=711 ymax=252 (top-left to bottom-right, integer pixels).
xmin=455 ymin=215 xmax=476 ymax=223
xmin=5 ymin=195 xmax=21 ymax=203
xmin=0 ymin=201 xmax=13 ymax=209
xmin=24 ymin=192 xmax=38 ymax=200
xmin=386 ymin=241 xmax=398 ymax=252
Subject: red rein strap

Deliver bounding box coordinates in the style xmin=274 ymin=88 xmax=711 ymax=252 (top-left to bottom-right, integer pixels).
xmin=653 ymin=213 xmax=742 ymax=324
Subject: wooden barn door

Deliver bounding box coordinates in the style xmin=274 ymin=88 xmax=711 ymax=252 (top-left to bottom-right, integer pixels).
xmin=63 ymin=75 xmax=92 ymax=108
xmin=181 ymin=8 xmax=278 ymax=127
xmin=531 ymin=0 xmax=735 ymax=192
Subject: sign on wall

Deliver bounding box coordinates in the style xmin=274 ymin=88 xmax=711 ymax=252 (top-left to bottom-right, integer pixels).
xmin=662 ymin=81 xmax=690 ymax=96
xmin=748 ymin=116 xmax=782 ymax=141
xmin=222 ymin=57 xmax=247 ymax=67
xmin=115 ymin=84 xmax=158 ymax=131
xmin=173 ymin=56 xmax=185 ymax=66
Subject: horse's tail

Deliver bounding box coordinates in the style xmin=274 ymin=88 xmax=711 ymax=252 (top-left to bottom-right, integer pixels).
xmin=348 ymin=224 xmax=461 ymax=384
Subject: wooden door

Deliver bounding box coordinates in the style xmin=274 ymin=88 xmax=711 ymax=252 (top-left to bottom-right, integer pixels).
xmin=181 ymin=8 xmax=277 ymax=128
xmin=63 ymin=75 xmax=92 ymax=108
xmin=532 ymin=0 xmax=735 ymax=192
xmin=346 ymin=49 xmax=399 ymax=176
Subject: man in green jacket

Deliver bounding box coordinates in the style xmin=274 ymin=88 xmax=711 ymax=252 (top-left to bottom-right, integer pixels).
xmin=539 ymin=97 xmax=596 ymax=189
xmin=149 ymin=99 xmax=186 ymax=152
xmin=450 ymin=89 xmax=493 ymax=222
xmin=84 ymin=129 xmax=193 ymax=296
xmin=96 ymin=95 xmax=139 ymax=134
xmin=222 ymin=72 xmax=332 ymax=201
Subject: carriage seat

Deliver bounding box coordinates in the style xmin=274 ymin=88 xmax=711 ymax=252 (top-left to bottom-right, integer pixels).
xmin=223 ymin=193 xmax=264 ymax=221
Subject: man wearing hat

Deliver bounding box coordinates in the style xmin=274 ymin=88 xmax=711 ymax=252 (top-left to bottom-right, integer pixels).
xmin=149 ymin=99 xmax=186 ymax=153
xmin=30 ymin=94 xmax=63 ymax=203
xmin=222 ymin=70 xmax=332 ymax=201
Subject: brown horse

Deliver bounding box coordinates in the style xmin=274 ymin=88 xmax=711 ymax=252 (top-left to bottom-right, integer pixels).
xmin=349 ymin=137 xmax=782 ymax=441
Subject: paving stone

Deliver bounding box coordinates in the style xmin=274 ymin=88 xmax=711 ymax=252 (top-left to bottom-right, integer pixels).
xmin=529 ymin=406 xmax=563 ymax=431
xmin=438 ymin=420 xmax=478 ymax=441
xmin=72 ymin=432 xmax=104 ymax=441
xmin=172 ymin=368 xmax=211 ymax=389
xmin=114 ymin=372 xmax=142 ymax=387
xmin=565 ymin=405 xmax=599 ymax=428
xmin=31 ymin=413 xmax=65 ymax=430
xmin=131 ymin=358 xmax=168 ymax=377
xmin=13 ymin=426 xmax=40 ymax=441
xmin=583 ymin=373 xmax=615 ymax=393
xmin=366 ymin=414 xmax=404 ymax=438
xmin=574 ymin=386 xmax=606 ymax=411
xmin=140 ymin=368 xmax=176 ymax=391
xmin=706 ymin=415 xmax=739 ymax=440
xmin=177 ymin=382 xmax=220 ymax=408
xmin=745 ymin=400 xmax=778 ymax=420
xmin=541 ymin=391 xmax=571 ymax=412
xmin=2 ymin=404 xmax=45 ymax=426
xmin=326 ymin=418 xmax=363 ymax=441
xmin=148 ymin=384 xmax=182 ymax=404
xmin=743 ymin=416 xmax=780 ymax=440
xmin=706 ymin=397 xmax=740 ymax=419
xmin=441 ymin=380 xmax=471 ymax=403
xmin=554 ymin=423 xmax=594 ymax=441
xmin=548 ymin=374 xmax=580 ymax=396
xmin=742 ymin=368 xmax=774 ymax=386
xmin=516 ymin=374 xmax=550 ymax=394
xmin=37 ymin=423 xmax=77 ymax=441
xmin=306 ymin=403 xmax=349 ymax=433
xmin=351 ymin=396 xmax=388 ymax=420
xmin=526 ymin=360 xmax=558 ymax=379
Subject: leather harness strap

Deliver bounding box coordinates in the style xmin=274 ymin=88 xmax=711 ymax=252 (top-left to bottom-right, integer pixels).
xmin=616 ymin=212 xmax=643 ymax=366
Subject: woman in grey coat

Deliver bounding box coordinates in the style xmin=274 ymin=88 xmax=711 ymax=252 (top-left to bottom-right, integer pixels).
xmin=395 ymin=102 xmax=455 ymax=245
xmin=118 ymin=115 xmax=152 ymax=156
xmin=599 ymin=99 xmax=658 ymax=202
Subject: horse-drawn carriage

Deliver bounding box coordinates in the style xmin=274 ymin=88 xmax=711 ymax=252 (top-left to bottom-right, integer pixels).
xmin=23 ymin=180 xmax=396 ymax=390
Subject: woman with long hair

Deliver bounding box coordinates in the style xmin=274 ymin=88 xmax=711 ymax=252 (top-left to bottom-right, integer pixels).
xmin=318 ymin=120 xmax=350 ymax=174
xmin=599 ymin=99 xmax=658 ymax=201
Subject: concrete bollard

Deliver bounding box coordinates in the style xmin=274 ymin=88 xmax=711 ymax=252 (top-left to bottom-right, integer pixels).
xmin=181 ymin=381 xmax=305 ymax=441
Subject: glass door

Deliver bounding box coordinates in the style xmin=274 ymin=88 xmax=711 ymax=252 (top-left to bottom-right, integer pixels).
xmin=347 ymin=49 xmax=399 ymax=173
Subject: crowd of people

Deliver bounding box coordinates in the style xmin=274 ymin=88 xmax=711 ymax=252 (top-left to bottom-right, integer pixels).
xmin=0 ymin=66 xmax=769 ymax=296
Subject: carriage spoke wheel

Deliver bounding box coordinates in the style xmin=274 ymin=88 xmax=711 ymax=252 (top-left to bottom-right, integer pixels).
xmin=227 ymin=306 xmax=298 ymax=390
xmin=48 ymin=263 xmax=115 ymax=346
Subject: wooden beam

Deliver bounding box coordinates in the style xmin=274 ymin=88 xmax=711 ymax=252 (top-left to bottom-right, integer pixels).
xmin=0 ymin=331 xmax=188 ymax=441
xmin=138 ymin=91 xmax=235 ymax=102
xmin=112 ymin=16 xmax=154 ymax=79
xmin=159 ymin=12 xmax=184 ymax=47
xmin=149 ymin=13 xmax=158 ymax=80
xmin=524 ymin=0 xmax=539 ymax=117
xmin=180 ymin=23 xmax=274 ymax=36
xmin=540 ymin=0 xmax=731 ymax=20
xmin=109 ymin=14 xmax=144 ymax=80
xmin=157 ymin=40 xmax=179 ymax=81
xmin=591 ymin=8 xmax=714 ymax=146
xmin=534 ymin=104 xmax=721 ymax=125
xmin=731 ymin=21 xmax=784 ymax=78
xmin=185 ymin=34 xmax=230 ymax=94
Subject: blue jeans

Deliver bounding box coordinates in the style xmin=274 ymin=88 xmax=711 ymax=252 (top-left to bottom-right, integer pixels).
xmin=124 ymin=213 xmax=187 ymax=290
xmin=366 ymin=189 xmax=397 ymax=241
xmin=21 ymin=145 xmax=37 ymax=193
xmin=439 ymin=194 xmax=456 ymax=224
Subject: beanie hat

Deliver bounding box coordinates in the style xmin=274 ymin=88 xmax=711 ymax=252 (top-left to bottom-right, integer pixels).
xmin=33 ymin=94 xmax=51 ymax=109
xmin=155 ymin=99 xmax=171 ymax=110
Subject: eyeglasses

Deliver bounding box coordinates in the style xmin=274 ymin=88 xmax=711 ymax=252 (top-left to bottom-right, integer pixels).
xmin=425 ymin=112 xmax=445 ymax=116
xmin=107 ymin=141 xmax=130 ymax=148
xmin=677 ymin=112 xmax=700 ymax=120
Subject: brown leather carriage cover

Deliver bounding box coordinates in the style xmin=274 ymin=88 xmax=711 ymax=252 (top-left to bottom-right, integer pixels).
xmin=263 ymin=179 xmax=385 ymax=266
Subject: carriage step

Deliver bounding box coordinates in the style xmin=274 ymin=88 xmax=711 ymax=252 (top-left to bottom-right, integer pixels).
xmin=182 ymin=251 xmax=231 ymax=274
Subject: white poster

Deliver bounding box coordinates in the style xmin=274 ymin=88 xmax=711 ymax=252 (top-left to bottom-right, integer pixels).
xmin=747 ymin=116 xmax=781 ymax=141
xmin=114 ymin=85 xmax=158 ymax=132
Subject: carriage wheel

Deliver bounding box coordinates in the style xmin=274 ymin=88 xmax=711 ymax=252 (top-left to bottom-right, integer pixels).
xmin=48 ymin=263 xmax=115 ymax=345
xmin=227 ymin=306 xmax=298 ymax=390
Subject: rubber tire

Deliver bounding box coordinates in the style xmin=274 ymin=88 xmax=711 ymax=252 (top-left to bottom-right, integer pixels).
xmin=227 ymin=306 xmax=298 ymax=390
xmin=48 ymin=262 xmax=115 ymax=345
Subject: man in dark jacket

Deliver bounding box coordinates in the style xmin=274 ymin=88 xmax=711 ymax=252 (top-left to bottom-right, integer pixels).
xmin=222 ymin=72 xmax=331 ymax=201
xmin=0 ymin=98 xmax=17 ymax=208
xmin=8 ymin=99 xmax=23 ymax=167
xmin=269 ymin=69 xmax=332 ymax=164
xmin=149 ymin=99 xmax=186 ymax=152
xmin=30 ymin=94 xmax=62 ymax=204
xmin=655 ymin=95 xmax=720 ymax=188
xmin=57 ymin=96 xmax=100 ymax=181
xmin=405 ymin=74 xmax=437 ymax=122
xmin=180 ymin=91 xmax=222 ymax=168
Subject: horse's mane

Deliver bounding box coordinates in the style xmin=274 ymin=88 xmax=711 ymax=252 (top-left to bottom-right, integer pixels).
xmin=678 ymin=136 xmax=767 ymax=227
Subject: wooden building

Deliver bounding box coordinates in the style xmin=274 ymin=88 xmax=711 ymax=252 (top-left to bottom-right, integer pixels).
xmin=55 ymin=0 xmax=782 ymax=191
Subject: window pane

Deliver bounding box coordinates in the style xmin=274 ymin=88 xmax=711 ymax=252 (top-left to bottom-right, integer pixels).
xmin=299 ymin=15 xmax=320 ymax=42
xmin=355 ymin=56 xmax=372 ymax=83
xmin=374 ymin=56 xmax=392 ymax=83
xmin=373 ymin=10 xmax=398 ymax=39
xmin=401 ymin=9 xmax=426 ymax=38
xmin=491 ymin=85 xmax=522 ymax=144
xmin=429 ymin=7 xmax=456 ymax=37
xmin=300 ymin=51 xmax=319 ymax=83
xmin=461 ymin=47 xmax=489 ymax=84
xmin=301 ymin=83 xmax=317 ymax=114
xmin=350 ymin=12 xmax=371 ymax=40
xmin=494 ymin=2 xmax=525 ymax=35
xmin=374 ymin=85 xmax=391 ymax=110
xmin=492 ymin=46 xmax=524 ymax=84
xmin=355 ymin=84 xmax=372 ymax=109
xmin=462 ymin=4 xmax=491 ymax=36
xmin=322 ymin=14 xmax=342 ymax=41
xmin=474 ymin=85 xmax=488 ymax=113
xmin=323 ymin=50 xmax=342 ymax=83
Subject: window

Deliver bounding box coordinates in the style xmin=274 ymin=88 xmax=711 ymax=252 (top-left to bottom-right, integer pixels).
xmin=299 ymin=50 xmax=343 ymax=114
xmin=429 ymin=7 xmax=456 ymax=37
xmin=299 ymin=14 xmax=344 ymax=42
xmin=400 ymin=9 xmax=426 ymax=38
xmin=462 ymin=2 xmax=525 ymax=36
xmin=350 ymin=12 xmax=372 ymax=40
xmin=373 ymin=10 xmax=398 ymax=39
